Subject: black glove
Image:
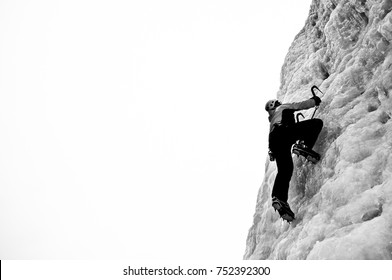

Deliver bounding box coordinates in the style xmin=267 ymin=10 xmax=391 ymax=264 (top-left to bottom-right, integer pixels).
xmin=312 ymin=96 xmax=321 ymax=106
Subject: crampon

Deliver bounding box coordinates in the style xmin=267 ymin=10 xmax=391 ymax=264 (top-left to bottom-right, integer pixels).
xmin=272 ymin=197 xmax=295 ymax=223
xmin=292 ymin=141 xmax=320 ymax=164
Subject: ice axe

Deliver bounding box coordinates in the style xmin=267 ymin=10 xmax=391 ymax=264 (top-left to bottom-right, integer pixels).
xmin=296 ymin=113 xmax=305 ymax=123
xmin=296 ymin=85 xmax=324 ymax=122
xmin=310 ymin=85 xmax=324 ymax=119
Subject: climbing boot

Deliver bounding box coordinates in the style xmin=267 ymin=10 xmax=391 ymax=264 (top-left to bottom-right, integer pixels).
xmin=272 ymin=197 xmax=295 ymax=222
xmin=292 ymin=141 xmax=320 ymax=163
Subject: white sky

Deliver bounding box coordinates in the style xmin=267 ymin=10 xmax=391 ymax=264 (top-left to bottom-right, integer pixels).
xmin=0 ymin=0 xmax=312 ymax=259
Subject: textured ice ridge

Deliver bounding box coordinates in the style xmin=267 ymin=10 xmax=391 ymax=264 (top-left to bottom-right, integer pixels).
xmin=244 ymin=0 xmax=392 ymax=260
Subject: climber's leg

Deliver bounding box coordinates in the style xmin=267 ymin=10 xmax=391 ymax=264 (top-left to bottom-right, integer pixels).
xmin=271 ymin=144 xmax=293 ymax=202
xmin=292 ymin=119 xmax=323 ymax=149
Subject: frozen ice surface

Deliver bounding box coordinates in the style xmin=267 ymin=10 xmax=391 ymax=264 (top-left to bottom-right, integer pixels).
xmin=244 ymin=0 xmax=392 ymax=259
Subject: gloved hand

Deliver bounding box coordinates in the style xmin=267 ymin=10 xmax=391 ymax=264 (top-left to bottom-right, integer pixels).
xmin=312 ymin=95 xmax=321 ymax=106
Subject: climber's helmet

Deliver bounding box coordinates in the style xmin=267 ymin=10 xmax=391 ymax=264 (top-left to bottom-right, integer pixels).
xmin=265 ymin=99 xmax=281 ymax=112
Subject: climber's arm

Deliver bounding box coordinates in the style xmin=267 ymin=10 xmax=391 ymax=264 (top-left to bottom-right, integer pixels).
xmin=286 ymin=98 xmax=318 ymax=111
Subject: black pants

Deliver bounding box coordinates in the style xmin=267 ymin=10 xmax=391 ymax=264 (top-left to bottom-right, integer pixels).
xmin=269 ymin=119 xmax=323 ymax=202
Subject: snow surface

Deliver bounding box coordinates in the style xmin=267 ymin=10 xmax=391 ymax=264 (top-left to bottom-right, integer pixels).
xmin=245 ymin=0 xmax=392 ymax=260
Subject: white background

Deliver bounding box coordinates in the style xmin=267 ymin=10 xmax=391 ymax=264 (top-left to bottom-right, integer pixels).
xmin=0 ymin=0 xmax=311 ymax=259
xmin=2 ymin=260 xmax=390 ymax=280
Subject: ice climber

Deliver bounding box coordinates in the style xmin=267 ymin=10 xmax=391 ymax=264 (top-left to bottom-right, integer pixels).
xmin=265 ymin=96 xmax=323 ymax=222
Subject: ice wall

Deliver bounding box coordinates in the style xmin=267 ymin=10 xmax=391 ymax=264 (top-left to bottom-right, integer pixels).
xmin=244 ymin=0 xmax=392 ymax=260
